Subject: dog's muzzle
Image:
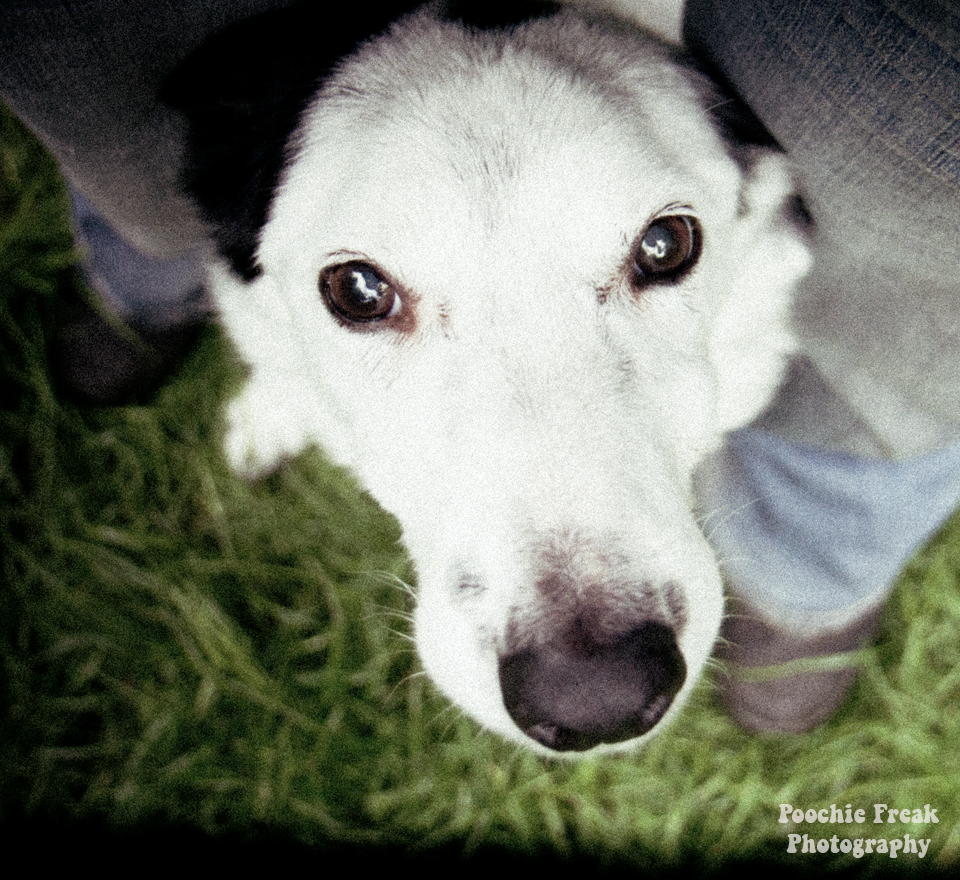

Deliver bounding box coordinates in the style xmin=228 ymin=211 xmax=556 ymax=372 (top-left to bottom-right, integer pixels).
xmin=498 ymin=621 xmax=686 ymax=752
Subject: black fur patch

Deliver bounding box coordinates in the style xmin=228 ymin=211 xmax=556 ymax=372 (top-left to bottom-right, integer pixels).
xmin=162 ymin=0 xmax=560 ymax=280
xmin=677 ymin=53 xmax=814 ymax=229
xmin=161 ymin=1 xmax=421 ymax=280
xmin=679 ymin=53 xmax=782 ymax=155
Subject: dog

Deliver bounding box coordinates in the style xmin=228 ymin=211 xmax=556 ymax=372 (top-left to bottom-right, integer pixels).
xmin=162 ymin=0 xmax=811 ymax=755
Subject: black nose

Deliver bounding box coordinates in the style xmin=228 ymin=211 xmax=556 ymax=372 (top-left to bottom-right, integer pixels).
xmin=498 ymin=622 xmax=686 ymax=752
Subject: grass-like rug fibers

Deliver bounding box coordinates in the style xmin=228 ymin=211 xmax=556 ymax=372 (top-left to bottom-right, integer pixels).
xmin=2 ymin=99 xmax=959 ymax=875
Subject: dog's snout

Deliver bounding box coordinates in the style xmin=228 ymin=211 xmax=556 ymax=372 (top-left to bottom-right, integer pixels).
xmin=498 ymin=621 xmax=686 ymax=752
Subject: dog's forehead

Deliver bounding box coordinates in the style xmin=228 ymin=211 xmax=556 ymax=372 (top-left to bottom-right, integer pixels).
xmin=262 ymin=12 xmax=740 ymax=291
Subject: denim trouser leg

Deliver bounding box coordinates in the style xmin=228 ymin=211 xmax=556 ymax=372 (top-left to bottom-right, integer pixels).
xmin=685 ymin=0 xmax=960 ymax=627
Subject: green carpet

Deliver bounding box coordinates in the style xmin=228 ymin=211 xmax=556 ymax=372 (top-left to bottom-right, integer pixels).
xmin=2 ymin=99 xmax=958 ymax=874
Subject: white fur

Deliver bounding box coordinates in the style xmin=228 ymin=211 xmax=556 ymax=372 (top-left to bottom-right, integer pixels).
xmin=211 ymin=9 xmax=811 ymax=755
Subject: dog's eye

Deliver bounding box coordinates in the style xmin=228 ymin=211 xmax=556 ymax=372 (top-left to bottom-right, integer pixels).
xmin=320 ymin=261 xmax=400 ymax=324
xmin=631 ymin=215 xmax=701 ymax=286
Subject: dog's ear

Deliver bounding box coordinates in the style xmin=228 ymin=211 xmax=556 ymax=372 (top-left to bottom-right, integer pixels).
xmin=161 ymin=1 xmax=423 ymax=281
xmin=708 ymin=150 xmax=813 ymax=434
xmin=677 ymin=55 xmax=814 ymax=232
xmin=677 ymin=55 xmax=782 ymax=162
xmin=162 ymin=0 xmax=563 ymax=282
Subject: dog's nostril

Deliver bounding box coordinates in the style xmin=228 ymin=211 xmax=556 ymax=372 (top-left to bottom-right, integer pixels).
xmin=498 ymin=621 xmax=686 ymax=752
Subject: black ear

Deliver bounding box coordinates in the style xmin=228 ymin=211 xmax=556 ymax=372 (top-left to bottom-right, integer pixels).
xmin=673 ymin=48 xmax=782 ymax=169
xmin=684 ymin=58 xmax=780 ymax=151
xmin=161 ymin=0 xmax=422 ymax=281
xmin=678 ymin=53 xmax=814 ymax=230
xmin=702 ymin=81 xmax=782 ymax=160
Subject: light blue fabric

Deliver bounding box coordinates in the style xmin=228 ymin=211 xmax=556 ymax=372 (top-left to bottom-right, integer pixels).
xmin=705 ymin=428 xmax=960 ymax=617
xmin=70 ymin=188 xmax=209 ymax=330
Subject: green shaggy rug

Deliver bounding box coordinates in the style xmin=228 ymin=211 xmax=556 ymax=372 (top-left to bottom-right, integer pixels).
xmin=2 ymin=100 xmax=959 ymax=875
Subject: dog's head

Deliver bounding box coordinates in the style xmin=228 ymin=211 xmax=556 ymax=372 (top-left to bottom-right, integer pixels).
xmin=165 ymin=1 xmax=811 ymax=755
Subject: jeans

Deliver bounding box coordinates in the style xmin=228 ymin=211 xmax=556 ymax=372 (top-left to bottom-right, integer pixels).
xmin=685 ymin=0 xmax=960 ymax=625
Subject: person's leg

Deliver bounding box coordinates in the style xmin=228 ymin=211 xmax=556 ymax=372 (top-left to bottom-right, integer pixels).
xmin=0 ymin=0 xmax=300 ymax=401
xmin=52 ymin=188 xmax=212 ymax=404
xmin=0 ymin=0 xmax=311 ymax=255
xmin=684 ymin=0 xmax=960 ymax=730
xmin=685 ymin=0 xmax=960 ymax=454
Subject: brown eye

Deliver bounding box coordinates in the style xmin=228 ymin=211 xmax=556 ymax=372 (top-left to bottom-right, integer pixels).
xmin=632 ymin=215 xmax=701 ymax=286
xmin=320 ymin=261 xmax=400 ymax=324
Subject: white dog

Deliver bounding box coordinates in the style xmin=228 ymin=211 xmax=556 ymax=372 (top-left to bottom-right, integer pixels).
xmin=164 ymin=0 xmax=810 ymax=755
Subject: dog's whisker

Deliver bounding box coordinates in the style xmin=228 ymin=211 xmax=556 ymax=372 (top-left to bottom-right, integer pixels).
xmin=385 ymin=667 xmax=430 ymax=704
xmin=361 ymin=570 xmax=418 ymax=599
xmin=367 ymin=602 xmax=415 ymax=624
xmin=702 ymin=655 xmax=728 ymax=673
xmin=388 ymin=629 xmax=417 ymax=646
xmin=696 ymin=496 xmax=761 ymax=542
xmin=429 ymin=701 xmax=470 ymax=741
xmin=703 ymin=96 xmax=736 ymax=114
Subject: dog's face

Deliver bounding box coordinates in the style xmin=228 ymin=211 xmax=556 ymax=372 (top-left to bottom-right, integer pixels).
xmin=169 ymin=6 xmax=810 ymax=755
